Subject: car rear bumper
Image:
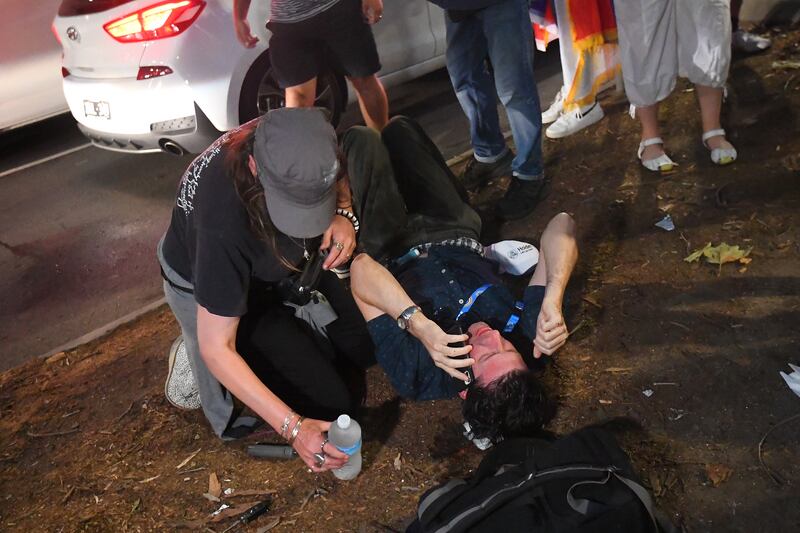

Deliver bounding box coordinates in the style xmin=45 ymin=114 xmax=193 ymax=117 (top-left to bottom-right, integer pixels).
xmin=64 ymin=73 xmax=223 ymax=154
xmin=77 ymin=103 xmax=222 ymax=154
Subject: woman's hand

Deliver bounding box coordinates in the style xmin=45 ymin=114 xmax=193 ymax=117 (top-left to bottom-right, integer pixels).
xmin=410 ymin=316 xmax=473 ymax=381
xmin=292 ymin=418 xmax=349 ymax=472
xmin=321 ymin=215 xmax=356 ymax=270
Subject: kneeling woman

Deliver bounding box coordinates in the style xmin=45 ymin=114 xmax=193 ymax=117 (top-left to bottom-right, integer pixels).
xmin=157 ymin=108 xmax=373 ymax=471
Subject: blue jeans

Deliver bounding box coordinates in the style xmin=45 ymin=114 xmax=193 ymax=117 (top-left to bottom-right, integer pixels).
xmin=445 ymin=0 xmax=543 ymax=179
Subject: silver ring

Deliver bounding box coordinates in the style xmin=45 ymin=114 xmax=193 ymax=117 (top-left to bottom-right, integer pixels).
xmin=334 ymin=241 xmax=344 ymax=251
xmin=313 ymin=452 xmax=326 ymax=467
xmin=320 ymin=438 xmax=329 ymax=454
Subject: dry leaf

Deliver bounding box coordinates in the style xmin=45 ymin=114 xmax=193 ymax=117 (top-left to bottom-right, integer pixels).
xmin=176 ymin=448 xmax=201 ymax=469
xmin=393 ymin=452 xmax=402 ymax=471
xmin=208 ymin=472 xmax=221 ymax=498
xmin=684 ymin=242 xmax=752 ymax=270
xmin=706 ymin=464 xmax=733 ymax=486
xmin=202 ymin=492 xmax=220 ymax=503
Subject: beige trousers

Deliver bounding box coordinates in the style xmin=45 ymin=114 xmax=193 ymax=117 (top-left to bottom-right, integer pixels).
xmin=613 ymin=0 xmax=732 ymax=107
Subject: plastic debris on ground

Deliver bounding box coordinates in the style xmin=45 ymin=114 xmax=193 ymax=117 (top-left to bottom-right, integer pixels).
xmin=779 ymin=363 xmax=800 ymax=398
xmin=642 ymin=389 xmax=654 ymax=398
xmin=655 ymin=214 xmax=675 ymax=231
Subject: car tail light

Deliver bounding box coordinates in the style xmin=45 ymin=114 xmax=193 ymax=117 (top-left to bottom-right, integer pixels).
xmin=62 ymin=67 xmax=71 ymax=78
xmin=137 ymin=66 xmax=174 ymax=80
xmin=51 ymin=23 xmax=63 ymax=45
xmin=104 ymin=0 xmax=205 ymax=43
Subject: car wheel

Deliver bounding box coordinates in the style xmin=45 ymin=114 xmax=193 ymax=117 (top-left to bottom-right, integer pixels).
xmin=239 ymin=51 xmax=346 ymax=126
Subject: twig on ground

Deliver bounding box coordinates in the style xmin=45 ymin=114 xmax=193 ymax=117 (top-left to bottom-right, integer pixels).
xmin=177 ymin=466 xmax=206 ymax=475
xmin=758 ymin=412 xmax=800 ymax=486
xmin=568 ymin=319 xmax=587 ymax=338
xmin=110 ymin=401 xmax=135 ymax=426
xmin=669 ymin=321 xmax=691 ymax=331
xmin=62 ymin=410 xmax=81 ymax=419
xmin=27 ymin=424 xmax=79 ymax=438
xmin=678 ymin=232 xmax=691 ymax=255
xmin=62 ymin=486 xmax=76 ymax=504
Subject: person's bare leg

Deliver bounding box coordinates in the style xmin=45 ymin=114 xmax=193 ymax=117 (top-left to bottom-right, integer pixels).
xmin=696 ymin=84 xmax=734 ymax=150
xmin=638 ymin=103 xmax=666 ymax=160
xmin=348 ymin=74 xmax=389 ymax=131
xmin=285 ymin=78 xmax=317 ymax=108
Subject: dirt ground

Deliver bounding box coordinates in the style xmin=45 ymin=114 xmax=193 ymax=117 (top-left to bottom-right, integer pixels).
xmin=2 ymin=29 xmax=799 ymax=533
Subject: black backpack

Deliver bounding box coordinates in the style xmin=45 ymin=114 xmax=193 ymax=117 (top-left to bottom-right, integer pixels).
xmin=408 ymin=428 xmax=678 ymax=533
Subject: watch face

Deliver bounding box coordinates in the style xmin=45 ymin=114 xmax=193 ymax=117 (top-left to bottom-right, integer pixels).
xmin=397 ymin=317 xmax=405 ymax=330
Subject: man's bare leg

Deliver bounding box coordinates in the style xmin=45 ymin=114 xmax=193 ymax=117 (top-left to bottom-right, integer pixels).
xmin=348 ymin=74 xmax=389 ymax=131
xmin=285 ymin=78 xmax=317 ymax=108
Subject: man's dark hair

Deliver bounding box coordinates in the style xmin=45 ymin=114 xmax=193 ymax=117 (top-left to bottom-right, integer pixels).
xmin=462 ymin=370 xmax=555 ymax=443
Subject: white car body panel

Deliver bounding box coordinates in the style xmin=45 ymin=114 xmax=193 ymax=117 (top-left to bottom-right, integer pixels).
xmin=0 ymin=0 xmax=68 ymax=131
xmin=52 ymin=0 xmax=448 ymax=153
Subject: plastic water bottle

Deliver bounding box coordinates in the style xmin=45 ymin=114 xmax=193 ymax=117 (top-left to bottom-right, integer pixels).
xmin=328 ymin=414 xmax=362 ymax=480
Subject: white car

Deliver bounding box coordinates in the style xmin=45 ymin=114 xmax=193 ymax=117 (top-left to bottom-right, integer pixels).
xmin=1 ymin=0 xmax=68 ymax=131
xmin=52 ymin=0 xmax=447 ymax=155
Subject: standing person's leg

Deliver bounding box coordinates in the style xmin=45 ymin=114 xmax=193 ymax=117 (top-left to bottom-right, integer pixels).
xmin=342 ymin=126 xmax=409 ymax=261
xmin=322 ymin=0 xmax=388 ymax=130
xmin=482 ymin=0 xmax=543 ymax=180
xmin=349 ymin=75 xmax=389 ymax=131
xmin=267 ymin=19 xmax=321 ymax=108
xmin=614 ymin=0 xmax=678 ymax=171
xmin=445 ymin=12 xmax=514 ymax=190
xmin=677 ymin=0 xmax=737 ymax=164
xmin=481 ymin=0 xmax=546 ymax=220
xmin=730 ymin=0 xmax=771 ymax=53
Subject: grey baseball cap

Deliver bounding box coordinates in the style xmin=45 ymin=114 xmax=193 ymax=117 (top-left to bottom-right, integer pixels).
xmin=254 ymin=107 xmax=339 ymax=238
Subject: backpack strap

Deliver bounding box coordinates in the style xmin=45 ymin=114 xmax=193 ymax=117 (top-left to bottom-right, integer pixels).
xmin=417 ymin=478 xmax=468 ymax=519
xmin=566 ymin=470 xmax=678 ymax=533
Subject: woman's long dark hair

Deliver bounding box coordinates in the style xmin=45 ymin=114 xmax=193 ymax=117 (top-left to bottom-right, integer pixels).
xmin=224 ymin=121 xmax=299 ymax=272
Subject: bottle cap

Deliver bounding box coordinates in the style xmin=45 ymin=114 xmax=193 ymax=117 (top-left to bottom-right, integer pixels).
xmin=337 ymin=414 xmax=351 ymax=429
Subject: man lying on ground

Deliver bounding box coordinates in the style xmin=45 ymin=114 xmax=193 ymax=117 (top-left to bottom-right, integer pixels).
xmin=344 ymin=116 xmax=578 ymax=444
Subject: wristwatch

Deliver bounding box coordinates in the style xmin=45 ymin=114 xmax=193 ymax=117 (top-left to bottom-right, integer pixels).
xmin=396 ymin=305 xmax=421 ymax=331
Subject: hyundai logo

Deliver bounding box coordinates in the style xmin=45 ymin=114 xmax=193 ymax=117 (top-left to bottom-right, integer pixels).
xmin=66 ymin=27 xmax=79 ymax=42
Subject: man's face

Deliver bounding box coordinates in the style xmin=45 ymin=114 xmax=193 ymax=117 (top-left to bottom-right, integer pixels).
xmin=466 ymin=321 xmax=527 ymax=386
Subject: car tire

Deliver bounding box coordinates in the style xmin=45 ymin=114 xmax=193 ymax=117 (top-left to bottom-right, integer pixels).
xmin=238 ymin=51 xmax=347 ymax=126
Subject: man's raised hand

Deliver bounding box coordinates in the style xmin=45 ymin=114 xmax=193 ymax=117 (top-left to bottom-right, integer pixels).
xmin=533 ymin=299 xmax=568 ymax=358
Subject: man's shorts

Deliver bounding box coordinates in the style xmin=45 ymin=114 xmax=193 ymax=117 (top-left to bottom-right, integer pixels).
xmin=267 ymin=0 xmax=382 ymax=89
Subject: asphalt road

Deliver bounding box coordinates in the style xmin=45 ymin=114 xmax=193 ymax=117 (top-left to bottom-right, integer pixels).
xmin=0 ymin=54 xmax=561 ymax=372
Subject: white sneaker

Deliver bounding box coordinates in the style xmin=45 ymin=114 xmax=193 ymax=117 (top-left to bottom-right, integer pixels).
xmin=541 ymin=88 xmax=564 ymax=124
xmin=733 ymin=29 xmax=771 ymax=54
xmin=165 ymin=335 xmax=201 ymax=410
xmin=545 ymin=103 xmax=604 ymax=139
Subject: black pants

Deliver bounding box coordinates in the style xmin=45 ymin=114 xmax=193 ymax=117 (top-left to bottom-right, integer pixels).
xmin=236 ymin=271 xmax=374 ymax=421
xmin=342 ymin=116 xmax=483 ymax=262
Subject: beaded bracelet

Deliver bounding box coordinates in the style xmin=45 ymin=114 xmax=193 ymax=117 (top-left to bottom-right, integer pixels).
xmin=335 ymin=208 xmax=360 ymax=233
xmin=288 ymin=416 xmax=305 ymax=445
xmin=280 ymin=411 xmax=296 ymax=439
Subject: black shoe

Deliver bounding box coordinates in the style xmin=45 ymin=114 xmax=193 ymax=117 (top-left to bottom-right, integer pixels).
xmin=460 ymin=150 xmax=514 ymax=190
xmin=496 ymin=176 xmax=546 ymax=221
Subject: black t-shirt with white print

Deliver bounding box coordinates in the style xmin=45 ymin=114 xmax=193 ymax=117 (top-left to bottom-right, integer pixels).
xmin=161 ymin=130 xmax=310 ymax=318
